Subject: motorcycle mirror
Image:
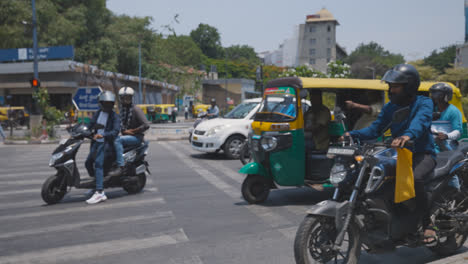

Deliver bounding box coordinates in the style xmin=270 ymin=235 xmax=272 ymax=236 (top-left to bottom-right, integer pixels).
xmin=392 ymin=106 xmax=410 ymax=124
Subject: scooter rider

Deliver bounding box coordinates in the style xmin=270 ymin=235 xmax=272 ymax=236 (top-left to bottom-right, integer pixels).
xmin=206 ymin=98 xmax=219 ymax=118
xmin=85 ymin=91 xmax=121 ymax=204
xmin=341 ymin=64 xmax=437 ymax=244
xmin=108 ymin=87 xmax=150 ymax=177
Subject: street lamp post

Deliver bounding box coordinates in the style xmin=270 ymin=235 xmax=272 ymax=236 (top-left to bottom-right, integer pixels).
xmin=365 ymin=66 xmax=376 ymax=80
xmin=138 ymin=41 xmax=142 ymax=104
xmin=29 ymin=0 xmax=42 ymax=137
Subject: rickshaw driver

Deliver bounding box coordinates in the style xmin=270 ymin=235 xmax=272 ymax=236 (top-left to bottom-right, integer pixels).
xmin=341 ymin=64 xmax=438 ymax=245
xmin=304 ymin=90 xmax=331 ymax=152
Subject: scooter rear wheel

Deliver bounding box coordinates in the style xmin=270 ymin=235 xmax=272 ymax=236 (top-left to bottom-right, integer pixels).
xmin=123 ymin=173 xmax=146 ymax=194
xmin=41 ymin=175 xmax=66 ymax=205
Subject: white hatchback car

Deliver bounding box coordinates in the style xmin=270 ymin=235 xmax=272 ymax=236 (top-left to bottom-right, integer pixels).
xmin=191 ymin=97 xmax=310 ymax=159
xmin=190 ymin=98 xmax=262 ymax=159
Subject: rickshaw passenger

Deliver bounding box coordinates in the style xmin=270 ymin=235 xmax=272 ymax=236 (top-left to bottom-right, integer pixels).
xmin=279 ymin=96 xmax=296 ymax=116
xmin=345 ymin=91 xmax=383 ymax=130
xmin=304 ymin=90 xmax=331 ymax=152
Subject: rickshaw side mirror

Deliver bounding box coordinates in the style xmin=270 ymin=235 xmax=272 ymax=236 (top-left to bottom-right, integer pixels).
xmin=299 ymin=89 xmax=308 ymax=99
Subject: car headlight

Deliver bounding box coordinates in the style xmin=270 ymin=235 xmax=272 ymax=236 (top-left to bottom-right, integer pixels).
xmin=123 ymin=150 xmax=137 ymax=163
xmin=206 ymin=125 xmax=226 ymax=137
xmin=49 ymin=152 xmax=64 ymax=167
xmin=330 ymin=163 xmax=347 ymax=186
xmin=261 ymin=136 xmax=277 ymax=151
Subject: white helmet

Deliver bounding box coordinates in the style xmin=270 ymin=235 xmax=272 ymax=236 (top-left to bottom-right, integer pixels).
xmin=119 ymin=87 xmax=135 ymax=96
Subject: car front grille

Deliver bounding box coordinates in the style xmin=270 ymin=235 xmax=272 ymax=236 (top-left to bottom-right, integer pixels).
xmin=192 ymin=141 xmax=203 ymax=147
xmin=194 ymin=130 xmax=205 ymax=135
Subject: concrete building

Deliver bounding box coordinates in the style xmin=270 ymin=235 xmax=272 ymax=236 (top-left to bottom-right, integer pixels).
xmin=201 ymin=79 xmax=259 ymax=111
xmin=0 ymin=60 xmax=179 ymax=111
xmin=456 ymin=0 xmax=468 ymax=68
xmin=260 ymin=8 xmax=347 ymax=71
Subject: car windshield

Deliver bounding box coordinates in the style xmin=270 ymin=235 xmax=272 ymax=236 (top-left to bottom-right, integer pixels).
xmin=255 ymin=90 xmax=298 ymax=122
xmin=224 ymin=102 xmax=258 ymax=119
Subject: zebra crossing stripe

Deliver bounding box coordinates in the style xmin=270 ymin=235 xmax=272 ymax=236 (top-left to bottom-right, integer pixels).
xmin=0 ymin=197 xmax=165 ymax=222
xmin=0 ymin=228 xmax=189 ymax=264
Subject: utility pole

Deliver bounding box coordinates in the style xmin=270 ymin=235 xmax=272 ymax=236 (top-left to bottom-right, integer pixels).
xmin=365 ymin=66 xmax=376 ymax=80
xmin=30 ymin=0 xmax=42 ymax=137
xmin=138 ymin=42 xmax=142 ymax=104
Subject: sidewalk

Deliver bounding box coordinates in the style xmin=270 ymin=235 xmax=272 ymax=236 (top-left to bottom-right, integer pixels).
xmin=428 ymin=251 xmax=468 ymax=264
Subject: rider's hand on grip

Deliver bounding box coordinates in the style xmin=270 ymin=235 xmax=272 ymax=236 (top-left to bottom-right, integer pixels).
xmin=391 ymin=135 xmax=411 ymax=148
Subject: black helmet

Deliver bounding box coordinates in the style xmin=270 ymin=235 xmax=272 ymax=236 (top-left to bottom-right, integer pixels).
xmin=429 ymin=82 xmax=453 ymax=102
xmin=382 ymin=64 xmax=421 ymax=97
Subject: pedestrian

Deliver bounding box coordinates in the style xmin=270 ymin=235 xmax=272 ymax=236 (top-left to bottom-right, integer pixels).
xmin=172 ymin=106 xmax=177 ymax=123
xmin=184 ymin=105 xmax=188 ymax=120
xmin=0 ymin=111 xmax=6 ymax=142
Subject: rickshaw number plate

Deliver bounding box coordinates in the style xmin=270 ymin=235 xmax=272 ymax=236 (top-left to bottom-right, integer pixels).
xmin=193 ymin=136 xmax=198 ymax=140
xmin=327 ymin=147 xmax=355 ymax=156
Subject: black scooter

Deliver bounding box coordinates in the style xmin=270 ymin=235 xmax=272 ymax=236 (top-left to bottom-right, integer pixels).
xmin=41 ymin=123 xmax=150 ymax=204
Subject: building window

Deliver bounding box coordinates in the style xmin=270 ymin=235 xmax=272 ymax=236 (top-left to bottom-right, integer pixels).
xmin=327 ymin=37 xmax=331 ymax=45
xmin=309 ymin=38 xmax=316 ymax=45
xmin=310 ymin=58 xmax=316 ymax=65
xmin=327 ymin=25 xmax=331 ymax=32
xmin=309 ymin=49 xmax=316 ymax=55
xmin=309 ymin=25 xmax=316 ymax=33
xmin=327 ymin=58 xmax=331 ymax=63
xmin=327 ymin=48 xmax=331 ymax=56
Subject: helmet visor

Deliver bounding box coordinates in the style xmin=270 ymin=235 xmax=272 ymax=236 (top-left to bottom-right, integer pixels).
xmin=381 ymin=70 xmax=409 ymax=84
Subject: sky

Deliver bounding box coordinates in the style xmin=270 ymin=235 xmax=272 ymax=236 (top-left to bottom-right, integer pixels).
xmin=107 ymin=0 xmax=466 ymax=61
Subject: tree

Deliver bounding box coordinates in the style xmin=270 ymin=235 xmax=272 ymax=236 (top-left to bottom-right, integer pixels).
xmin=190 ymin=23 xmax=223 ymax=59
xmin=345 ymin=42 xmax=404 ymax=79
xmin=224 ymin=45 xmax=259 ymax=64
xmin=408 ymin=60 xmax=438 ymax=81
xmin=438 ymin=64 xmax=468 ymax=92
xmin=424 ymin=45 xmax=456 ymax=73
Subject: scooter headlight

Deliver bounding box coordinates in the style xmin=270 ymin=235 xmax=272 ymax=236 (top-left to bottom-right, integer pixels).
xmin=49 ymin=152 xmax=64 ymax=167
xmin=330 ymin=163 xmax=347 ymax=186
xmin=261 ymin=136 xmax=277 ymax=152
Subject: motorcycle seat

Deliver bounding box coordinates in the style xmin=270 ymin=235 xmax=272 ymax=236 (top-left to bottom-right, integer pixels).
xmin=433 ymin=150 xmax=464 ymax=178
xmin=123 ymin=141 xmax=147 ymax=152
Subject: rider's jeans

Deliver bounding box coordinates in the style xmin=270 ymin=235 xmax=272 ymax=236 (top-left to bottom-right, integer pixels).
xmin=413 ymin=153 xmax=436 ymax=228
xmin=114 ymin=135 xmax=142 ymax=167
xmin=85 ymin=142 xmax=105 ymax=191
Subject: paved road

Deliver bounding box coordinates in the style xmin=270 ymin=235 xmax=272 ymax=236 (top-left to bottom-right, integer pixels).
xmin=0 ymin=141 xmax=466 ymax=263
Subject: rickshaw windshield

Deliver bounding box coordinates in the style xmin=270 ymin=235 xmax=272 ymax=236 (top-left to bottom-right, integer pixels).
xmin=224 ymin=102 xmax=258 ymax=119
xmin=255 ymin=87 xmax=297 ymax=122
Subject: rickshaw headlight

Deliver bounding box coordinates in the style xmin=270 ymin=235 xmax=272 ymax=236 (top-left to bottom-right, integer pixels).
xmin=330 ymin=163 xmax=347 ymax=186
xmin=261 ymin=136 xmax=277 ymax=151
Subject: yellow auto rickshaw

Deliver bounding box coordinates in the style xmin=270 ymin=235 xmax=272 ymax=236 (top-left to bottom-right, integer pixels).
xmin=239 ymin=77 xmax=467 ymax=204
xmin=0 ymin=106 xmax=30 ymax=128
xmin=154 ymin=104 xmax=176 ymax=123
xmin=193 ymin=104 xmax=210 ymax=117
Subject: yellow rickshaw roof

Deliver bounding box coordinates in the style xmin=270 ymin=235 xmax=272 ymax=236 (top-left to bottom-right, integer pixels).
xmin=298 ymin=77 xmax=462 ymax=97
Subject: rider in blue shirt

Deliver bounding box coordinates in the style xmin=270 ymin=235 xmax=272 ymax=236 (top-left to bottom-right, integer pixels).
xmin=344 ymin=64 xmax=437 ymax=244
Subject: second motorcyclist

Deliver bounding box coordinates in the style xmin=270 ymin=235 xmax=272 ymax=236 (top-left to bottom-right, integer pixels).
xmin=109 ymin=87 xmax=150 ymax=177
xmin=206 ymin=98 xmax=219 ymax=119
xmin=85 ymin=91 xmax=121 ymax=204
xmin=342 ymin=64 xmax=437 ymax=244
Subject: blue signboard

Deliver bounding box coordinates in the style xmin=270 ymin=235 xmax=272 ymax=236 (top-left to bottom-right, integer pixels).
xmin=73 ymin=87 xmax=102 ymax=111
xmin=0 ymin=45 xmax=74 ymax=62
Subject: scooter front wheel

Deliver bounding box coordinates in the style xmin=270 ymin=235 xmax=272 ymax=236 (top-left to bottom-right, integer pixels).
xmin=41 ymin=175 xmax=67 ymax=205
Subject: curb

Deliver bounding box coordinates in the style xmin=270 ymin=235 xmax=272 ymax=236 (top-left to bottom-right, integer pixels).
xmin=427 ymin=251 xmax=468 ymax=264
xmin=4 ymin=139 xmax=60 ymax=145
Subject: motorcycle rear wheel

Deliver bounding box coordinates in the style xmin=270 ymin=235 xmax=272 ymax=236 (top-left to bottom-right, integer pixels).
xmin=294 ymin=215 xmax=361 ymax=264
xmin=41 ymin=175 xmax=66 ymax=205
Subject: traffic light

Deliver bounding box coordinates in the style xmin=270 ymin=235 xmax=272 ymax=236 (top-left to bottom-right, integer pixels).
xmin=30 ymin=78 xmax=40 ymax=89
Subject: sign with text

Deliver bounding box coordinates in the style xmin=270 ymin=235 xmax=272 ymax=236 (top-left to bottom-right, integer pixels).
xmin=73 ymin=87 xmax=102 ymax=111
xmin=0 ymin=45 xmax=74 ymax=62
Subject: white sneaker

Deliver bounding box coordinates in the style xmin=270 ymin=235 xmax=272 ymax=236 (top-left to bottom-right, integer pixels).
xmin=86 ymin=191 xmax=107 ymax=204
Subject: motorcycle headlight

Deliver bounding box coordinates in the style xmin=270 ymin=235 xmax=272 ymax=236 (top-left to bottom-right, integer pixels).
xmin=261 ymin=136 xmax=277 ymax=151
xmin=330 ymin=163 xmax=347 ymax=186
xmin=123 ymin=150 xmax=137 ymax=163
xmin=49 ymin=152 xmax=64 ymax=167
xmin=206 ymin=125 xmax=226 ymax=137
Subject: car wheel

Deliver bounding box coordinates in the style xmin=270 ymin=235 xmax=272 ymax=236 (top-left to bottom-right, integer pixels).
xmin=223 ymin=135 xmax=244 ymax=159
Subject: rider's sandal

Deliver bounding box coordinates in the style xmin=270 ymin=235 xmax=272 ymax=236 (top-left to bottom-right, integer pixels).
xmin=423 ymin=226 xmax=439 ymax=247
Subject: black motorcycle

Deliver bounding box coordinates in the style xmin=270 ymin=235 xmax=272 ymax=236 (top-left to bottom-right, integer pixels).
xmin=41 ymin=123 xmax=150 ymax=204
xmin=294 ymin=107 xmax=468 ymax=263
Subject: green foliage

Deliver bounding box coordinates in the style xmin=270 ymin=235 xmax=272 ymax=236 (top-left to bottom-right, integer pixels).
xmin=327 ymin=61 xmax=351 ymax=78
xmin=190 ymin=23 xmax=223 ymax=59
xmin=408 ymin=60 xmax=439 ymax=81
xmin=424 ymin=45 xmax=456 ymax=73
xmin=278 ymin=60 xmax=350 ymax=79
xmin=225 ymin=45 xmax=260 ymax=64
xmin=32 ymin=88 xmax=64 ymax=127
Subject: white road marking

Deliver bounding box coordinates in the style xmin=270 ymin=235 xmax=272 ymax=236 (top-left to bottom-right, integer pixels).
xmin=0 ymin=211 xmax=174 ymax=240
xmin=169 ymin=256 xmax=205 ymax=264
xmin=0 ymin=188 xmax=38 ymax=196
xmin=0 ymin=228 xmax=189 ymax=264
xmin=0 ymin=197 xmax=165 ymax=222
xmin=160 ymin=142 xmax=292 ymax=229
xmin=0 ymin=179 xmax=43 ymax=186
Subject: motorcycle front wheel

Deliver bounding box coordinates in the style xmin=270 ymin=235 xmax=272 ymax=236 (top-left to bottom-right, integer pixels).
xmin=41 ymin=175 xmax=67 ymax=205
xmin=294 ymin=215 xmax=361 ymax=264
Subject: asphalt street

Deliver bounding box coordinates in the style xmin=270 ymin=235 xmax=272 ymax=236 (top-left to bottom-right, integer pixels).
xmin=0 ymin=141 xmax=466 ymax=264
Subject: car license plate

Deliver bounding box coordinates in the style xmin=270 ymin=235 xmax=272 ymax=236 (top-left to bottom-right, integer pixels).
xmin=193 ymin=136 xmax=198 ymax=140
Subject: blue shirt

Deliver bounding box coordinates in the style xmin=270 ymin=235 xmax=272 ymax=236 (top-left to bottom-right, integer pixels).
xmin=439 ymin=104 xmax=463 ymax=135
xmin=349 ymin=96 xmax=435 ymax=155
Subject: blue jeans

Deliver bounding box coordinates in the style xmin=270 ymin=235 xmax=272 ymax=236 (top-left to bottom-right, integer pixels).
xmin=85 ymin=142 xmax=105 ymax=190
xmin=114 ymin=136 xmax=142 ymax=167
